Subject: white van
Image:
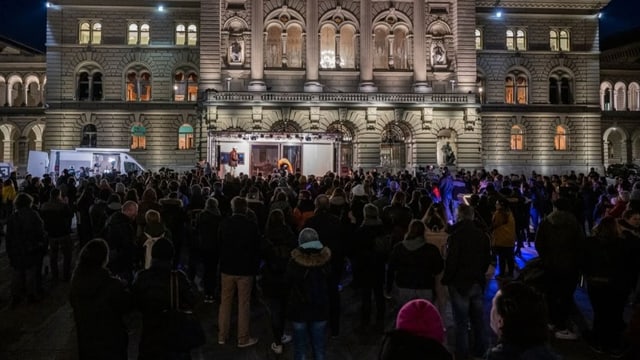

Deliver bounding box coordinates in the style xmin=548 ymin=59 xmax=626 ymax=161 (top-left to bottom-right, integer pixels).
xmin=28 ymin=148 xmax=145 ymax=178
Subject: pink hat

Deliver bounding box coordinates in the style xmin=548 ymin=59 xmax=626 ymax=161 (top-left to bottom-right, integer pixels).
xmin=395 ymin=299 xmax=445 ymax=344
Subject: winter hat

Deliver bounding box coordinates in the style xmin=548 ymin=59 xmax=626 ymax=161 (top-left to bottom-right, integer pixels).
xmin=151 ymin=237 xmax=174 ymax=261
xmin=298 ymin=228 xmax=323 ymax=250
xmin=396 ymin=299 xmax=445 ymax=344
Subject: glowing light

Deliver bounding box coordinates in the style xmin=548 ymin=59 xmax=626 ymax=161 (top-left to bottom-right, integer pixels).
xmin=495 ymin=10 xmax=503 ymax=18
xmin=157 ymin=5 xmax=165 ymax=12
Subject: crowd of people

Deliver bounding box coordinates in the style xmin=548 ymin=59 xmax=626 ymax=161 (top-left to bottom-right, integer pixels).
xmin=1 ymin=164 xmax=640 ymax=359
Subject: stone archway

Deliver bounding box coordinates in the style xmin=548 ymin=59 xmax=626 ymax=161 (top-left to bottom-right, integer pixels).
xmin=602 ymin=126 xmax=628 ymax=167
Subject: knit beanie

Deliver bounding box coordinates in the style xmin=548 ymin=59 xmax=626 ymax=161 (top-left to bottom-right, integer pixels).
xmin=396 ymin=299 xmax=445 ymax=344
xmin=151 ymin=237 xmax=174 ymax=261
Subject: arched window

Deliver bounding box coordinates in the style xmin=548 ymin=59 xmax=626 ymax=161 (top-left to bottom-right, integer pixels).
xmin=126 ymin=68 xmax=152 ymax=101
xmin=510 ymin=125 xmax=524 ymax=150
xmin=176 ymin=24 xmax=186 ymax=45
xmin=140 ymin=23 xmax=150 ymax=45
xmin=475 ymin=28 xmax=483 ymax=50
xmin=601 ymin=82 xmax=613 ymax=110
xmin=79 ymin=21 xmax=101 ymax=44
xmin=174 ymin=70 xmax=198 ymax=102
xmin=79 ymin=22 xmax=91 ymax=44
xmin=507 ymin=28 xmax=526 ymax=50
xmin=615 ymin=82 xmax=627 ymax=111
xmin=128 ymin=24 xmax=139 ymax=45
xmin=629 ymin=82 xmax=640 ymax=111
xmin=131 ymin=124 xmax=146 ymax=150
xmin=506 ymin=30 xmax=515 ymax=50
xmin=554 ymin=126 xmax=567 ymax=151
xmin=559 ymin=30 xmax=570 ymax=51
xmin=265 ymin=26 xmax=283 ymax=68
xmin=327 ymin=121 xmax=355 ymax=171
xmin=81 ymin=124 xmax=98 ymax=147
xmin=320 ymin=25 xmax=336 ymax=69
xmin=92 ymin=23 xmax=102 ymax=44
xmin=339 ymin=25 xmax=356 ymax=69
xmin=549 ymin=71 xmax=573 ymax=104
xmin=549 ymin=30 xmax=558 ymax=51
xmin=286 ymin=25 xmax=303 ymax=68
xmin=392 ymin=27 xmax=408 ymax=70
xmin=380 ymin=122 xmax=410 ymax=171
xmin=128 ymin=22 xmax=150 ymax=45
xmin=178 ymin=124 xmax=194 ymax=149
xmin=76 ymin=67 xmax=103 ymax=101
xmin=373 ymin=26 xmax=390 ymax=69
xmin=187 ymin=25 xmax=197 ymax=45
xmin=505 ymin=73 xmax=528 ymax=104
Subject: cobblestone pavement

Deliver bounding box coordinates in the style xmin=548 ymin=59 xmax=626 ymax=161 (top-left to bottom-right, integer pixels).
xmin=0 ymin=242 xmax=622 ymax=360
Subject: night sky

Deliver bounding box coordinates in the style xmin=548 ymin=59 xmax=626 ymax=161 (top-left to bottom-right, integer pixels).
xmin=0 ymin=0 xmax=637 ymax=52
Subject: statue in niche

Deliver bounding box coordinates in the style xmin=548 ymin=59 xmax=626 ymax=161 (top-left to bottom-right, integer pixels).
xmin=433 ymin=44 xmax=446 ymax=65
xmin=229 ymin=39 xmax=243 ymax=64
xmin=441 ymin=141 xmax=456 ymax=165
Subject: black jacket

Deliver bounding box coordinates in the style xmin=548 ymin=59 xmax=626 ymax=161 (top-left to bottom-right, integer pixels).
xmin=260 ymin=224 xmax=297 ymax=297
xmin=218 ymin=213 xmax=261 ymax=276
xmin=442 ymin=219 xmax=491 ymax=288
xmin=535 ymin=210 xmax=584 ymax=275
xmin=389 ymin=237 xmax=444 ymax=290
xmin=5 ymin=208 xmax=46 ymax=269
xmin=286 ymin=246 xmax=332 ymax=322
xmin=487 ymin=343 xmax=560 ymax=360
xmin=70 ymin=267 xmax=131 ymax=360
xmin=352 ymin=221 xmax=388 ymax=287
xmin=104 ymin=212 xmax=136 ymax=278
xmin=304 ymin=210 xmax=346 ymax=276
xmin=132 ymin=263 xmax=194 ymax=360
xmin=39 ymin=199 xmax=73 ymax=237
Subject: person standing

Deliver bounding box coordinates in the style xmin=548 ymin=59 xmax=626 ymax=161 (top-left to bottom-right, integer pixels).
xmin=40 ymin=188 xmax=74 ymax=281
xmin=442 ymin=204 xmax=491 ymax=360
xmin=5 ymin=193 xmax=47 ymax=307
xmin=197 ymin=197 xmax=223 ymax=303
xmin=491 ymin=198 xmax=516 ymax=279
xmin=103 ymin=201 xmax=139 ymax=285
xmin=286 ymin=228 xmax=332 ymax=360
xmin=70 ymin=239 xmax=131 ymax=360
xmin=535 ymin=197 xmax=584 ymax=340
xmin=217 ymin=196 xmax=261 ymax=347
xmin=439 ymin=167 xmax=455 ymax=224
xmin=132 ymin=238 xmax=196 ymax=360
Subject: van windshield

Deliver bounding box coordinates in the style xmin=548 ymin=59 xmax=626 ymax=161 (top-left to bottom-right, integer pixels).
xmin=124 ymin=161 xmax=143 ymax=174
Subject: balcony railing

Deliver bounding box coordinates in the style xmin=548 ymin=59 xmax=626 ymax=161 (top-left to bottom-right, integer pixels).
xmin=205 ymin=91 xmax=476 ymax=105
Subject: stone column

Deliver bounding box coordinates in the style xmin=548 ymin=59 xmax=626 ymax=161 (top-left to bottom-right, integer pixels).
xmin=358 ymin=0 xmax=377 ymax=92
xmin=248 ymin=0 xmax=266 ymax=91
xmin=199 ymin=0 xmax=222 ymax=91
xmin=413 ymin=0 xmax=429 ymax=92
xmin=3 ymin=139 xmax=12 ymax=163
xmin=454 ymin=0 xmax=477 ymax=93
xmin=304 ymin=0 xmax=322 ymax=92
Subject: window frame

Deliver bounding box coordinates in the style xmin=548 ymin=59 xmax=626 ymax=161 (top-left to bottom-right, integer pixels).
xmin=506 ymin=28 xmax=527 ymax=51
xmin=505 ymin=72 xmax=529 ymax=104
xmin=475 ymin=28 xmax=483 ymax=50
xmin=510 ymin=125 xmax=524 ymax=151
xmin=125 ymin=68 xmax=152 ymax=102
xmin=130 ymin=124 xmax=147 ymax=150
xmin=127 ymin=21 xmax=150 ymax=45
xmin=178 ymin=124 xmax=195 ymax=150
xmin=554 ymin=125 xmax=568 ymax=151
xmin=78 ymin=20 xmax=102 ymax=45
xmin=175 ymin=23 xmax=198 ymax=46
xmin=550 ymin=29 xmax=570 ymax=51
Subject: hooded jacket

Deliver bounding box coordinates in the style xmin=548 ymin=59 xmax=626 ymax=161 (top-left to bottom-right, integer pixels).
xmin=286 ymin=246 xmax=332 ymax=322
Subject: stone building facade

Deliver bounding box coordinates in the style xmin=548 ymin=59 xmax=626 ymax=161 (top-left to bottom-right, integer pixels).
xmin=19 ymin=0 xmax=610 ymax=175
xmin=0 ymin=36 xmax=47 ymax=168
xmin=600 ymin=33 xmax=640 ymax=168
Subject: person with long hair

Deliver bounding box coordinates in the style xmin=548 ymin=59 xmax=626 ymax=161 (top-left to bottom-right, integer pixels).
xmin=70 ymin=239 xmax=132 ymax=360
xmin=421 ymin=202 xmax=449 ymax=312
xmin=388 ymin=219 xmax=444 ymax=306
xmin=260 ymin=209 xmax=297 ymax=354
xmin=582 ymin=216 xmax=631 ymax=356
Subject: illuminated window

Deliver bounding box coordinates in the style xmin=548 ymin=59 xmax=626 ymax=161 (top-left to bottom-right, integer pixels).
xmin=554 ymin=126 xmax=567 ymax=151
xmin=475 ymin=28 xmax=483 ymax=50
xmin=373 ymin=26 xmax=390 ymax=69
xmin=187 ymin=25 xmax=197 ymax=45
xmin=176 ymin=24 xmax=186 ymax=45
xmin=339 ymin=25 xmax=356 ymax=69
xmin=126 ymin=69 xmax=152 ymax=101
xmin=131 ymin=124 xmax=146 ymax=150
xmin=128 ymin=24 xmax=139 ymax=45
xmin=629 ymin=82 xmax=640 ymax=111
xmin=79 ymin=21 xmax=101 ymax=44
xmin=174 ymin=70 xmax=198 ymax=102
xmin=79 ymin=22 xmax=91 ymax=44
xmin=505 ymin=73 xmax=528 ymax=104
xmin=507 ymin=28 xmax=526 ymax=50
xmin=550 ymin=29 xmax=570 ymax=51
xmin=128 ymin=22 xmax=150 ymax=45
xmin=320 ymin=25 xmax=336 ymax=69
xmin=178 ymin=124 xmax=194 ymax=149
xmin=510 ymin=125 xmax=524 ymax=150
